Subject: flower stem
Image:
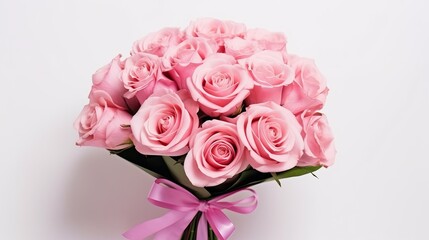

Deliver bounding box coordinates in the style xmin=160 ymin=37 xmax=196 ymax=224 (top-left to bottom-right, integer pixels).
xmin=208 ymin=224 xmax=216 ymax=240
xmin=181 ymin=212 xmax=218 ymax=240
xmin=181 ymin=212 xmax=200 ymax=240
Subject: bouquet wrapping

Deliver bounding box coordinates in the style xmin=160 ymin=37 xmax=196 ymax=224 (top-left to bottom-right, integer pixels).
xmin=75 ymin=18 xmax=336 ymax=240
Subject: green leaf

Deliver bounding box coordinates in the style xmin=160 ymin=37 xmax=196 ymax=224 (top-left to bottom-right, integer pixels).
xmin=108 ymin=145 xmax=132 ymax=155
xmin=115 ymin=147 xmax=173 ymax=180
xmin=162 ymin=156 xmax=212 ymax=199
xmin=223 ymin=168 xmax=270 ymax=192
xmin=174 ymin=155 xmax=186 ymax=165
xmin=274 ymin=165 xmax=322 ymax=180
xmin=115 ymin=147 xmax=322 ymax=200
xmin=224 ymin=165 xmax=322 ymax=193
xmin=271 ymin=172 xmax=282 ymax=187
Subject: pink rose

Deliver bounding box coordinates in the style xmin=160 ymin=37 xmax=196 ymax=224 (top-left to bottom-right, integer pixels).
xmin=236 ymin=102 xmax=304 ymax=172
xmin=131 ymin=27 xmax=183 ymax=57
xmin=122 ymin=53 xmax=177 ymax=104
xmin=163 ymin=37 xmax=218 ymax=89
xmin=74 ymin=103 xmax=132 ymax=150
xmin=187 ymin=53 xmax=254 ymax=117
xmin=245 ymin=28 xmax=287 ymax=51
xmin=89 ymin=54 xmax=128 ymax=110
xmin=184 ymin=120 xmax=247 ymax=187
xmin=297 ymin=112 xmax=336 ymax=167
xmin=130 ymin=90 xmax=199 ymax=156
xmin=224 ymin=37 xmax=259 ymax=59
xmin=239 ymin=50 xmax=294 ymax=105
xmin=281 ymin=55 xmax=329 ymax=114
xmin=185 ymin=18 xmax=246 ymax=46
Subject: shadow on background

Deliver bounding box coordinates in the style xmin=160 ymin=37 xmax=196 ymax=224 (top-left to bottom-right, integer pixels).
xmin=59 ymin=149 xmax=164 ymax=239
xmin=59 ymin=149 xmax=271 ymax=239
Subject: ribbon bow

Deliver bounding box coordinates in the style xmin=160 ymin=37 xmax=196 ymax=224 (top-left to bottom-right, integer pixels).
xmin=123 ymin=178 xmax=258 ymax=240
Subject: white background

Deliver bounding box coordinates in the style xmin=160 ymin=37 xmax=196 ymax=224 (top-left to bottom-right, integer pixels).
xmin=1 ymin=0 xmax=428 ymax=239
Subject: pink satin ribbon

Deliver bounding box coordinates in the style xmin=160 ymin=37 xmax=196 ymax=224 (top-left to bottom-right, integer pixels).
xmin=123 ymin=178 xmax=258 ymax=240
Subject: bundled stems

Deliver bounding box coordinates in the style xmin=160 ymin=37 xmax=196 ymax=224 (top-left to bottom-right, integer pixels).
xmin=181 ymin=212 xmax=217 ymax=240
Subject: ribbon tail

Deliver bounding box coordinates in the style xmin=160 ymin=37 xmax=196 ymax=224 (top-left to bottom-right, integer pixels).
xmin=123 ymin=210 xmax=193 ymax=240
xmin=153 ymin=210 xmax=197 ymax=240
xmin=205 ymin=209 xmax=235 ymax=240
xmin=197 ymin=213 xmax=208 ymax=240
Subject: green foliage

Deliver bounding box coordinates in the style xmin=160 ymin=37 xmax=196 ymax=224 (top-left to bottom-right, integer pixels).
xmin=114 ymin=147 xmax=322 ymax=200
xmin=163 ymin=156 xmax=211 ymax=199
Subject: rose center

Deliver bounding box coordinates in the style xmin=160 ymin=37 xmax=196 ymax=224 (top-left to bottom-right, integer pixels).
xmin=157 ymin=114 xmax=174 ymax=133
xmin=208 ymin=139 xmax=236 ymax=167
xmin=216 ymin=145 xmax=228 ymax=156
xmin=132 ymin=60 xmax=152 ymax=80
xmin=210 ymin=72 xmax=232 ymax=88
xmin=87 ymin=111 xmax=97 ymax=128
xmin=265 ymin=121 xmax=282 ymax=143
xmin=269 ymin=127 xmax=278 ymax=138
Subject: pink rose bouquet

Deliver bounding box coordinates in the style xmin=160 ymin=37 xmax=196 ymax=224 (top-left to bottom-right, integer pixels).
xmin=75 ymin=18 xmax=336 ymax=240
